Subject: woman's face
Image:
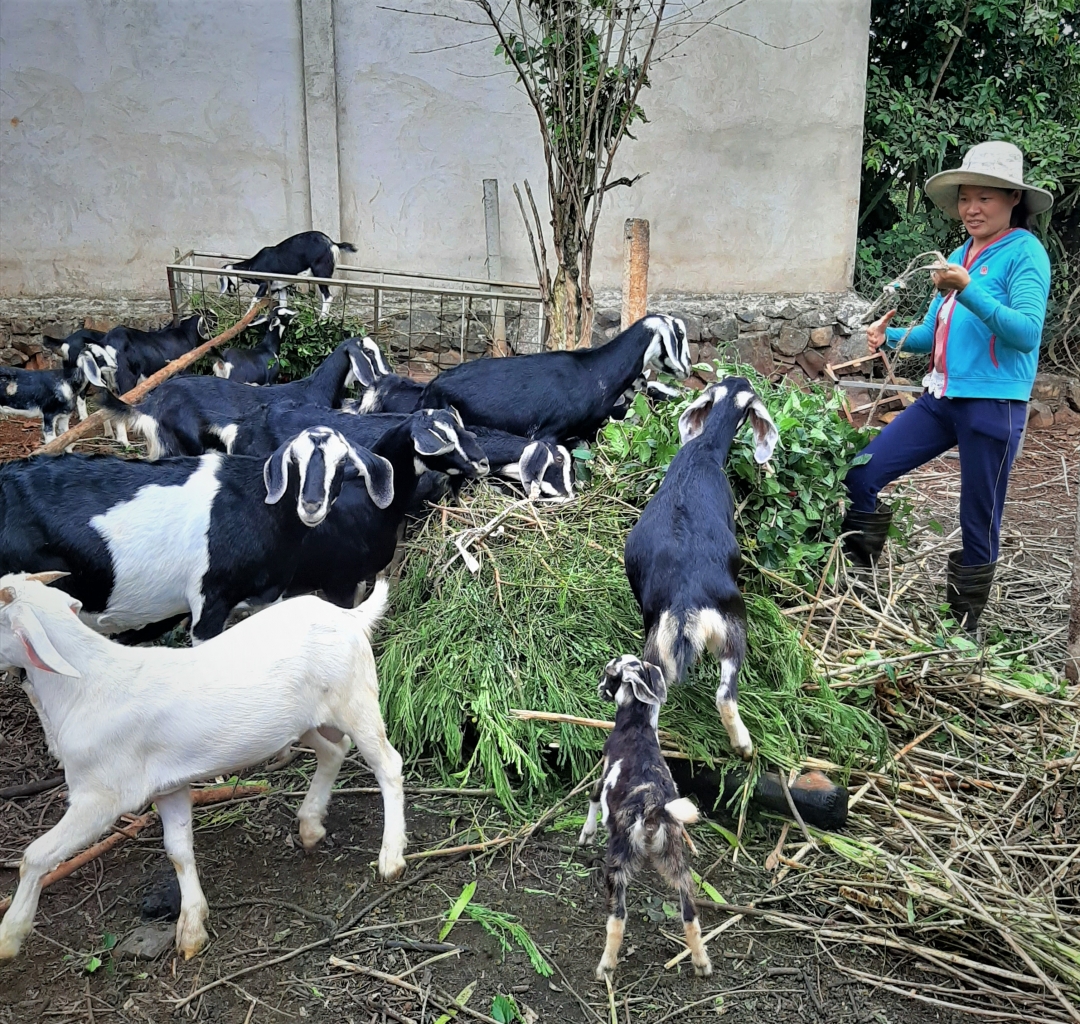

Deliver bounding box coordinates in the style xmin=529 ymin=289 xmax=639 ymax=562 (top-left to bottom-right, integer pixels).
xmin=957 ymin=185 xmax=1020 ymax=240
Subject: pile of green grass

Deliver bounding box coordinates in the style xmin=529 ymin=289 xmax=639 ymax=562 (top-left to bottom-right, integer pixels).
xmin=377 ymin=484 xmax=889 ymax=811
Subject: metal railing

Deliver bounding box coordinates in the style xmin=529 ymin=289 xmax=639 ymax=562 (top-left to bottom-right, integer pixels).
xmin=167 ymin=250 xmax=547 ymax=372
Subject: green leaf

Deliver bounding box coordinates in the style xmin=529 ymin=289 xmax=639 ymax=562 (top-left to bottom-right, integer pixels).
xmin=691 ymin=869 xmax=725 ymax=904
xmin=491 ymin=994 xmax=519 ymax=1023
xmin=85 ymin=955 xmax=102 ymax=973
xmin=440 ymin=880 xmax=477 ymax=941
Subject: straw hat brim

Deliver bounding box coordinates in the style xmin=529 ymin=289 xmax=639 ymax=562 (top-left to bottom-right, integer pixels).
xmin=924 ymin=170 xmax=1054 ymax=219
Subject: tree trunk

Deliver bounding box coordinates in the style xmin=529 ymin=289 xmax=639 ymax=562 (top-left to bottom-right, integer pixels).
xmin=550 ymin=266 xmax=582 ymax=351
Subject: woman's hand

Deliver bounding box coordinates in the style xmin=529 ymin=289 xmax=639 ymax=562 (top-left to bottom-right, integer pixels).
xmin=931 ymin=263 xmax=970 ymax=294
xmin=866 ymin=309 xmax=896 ymax=352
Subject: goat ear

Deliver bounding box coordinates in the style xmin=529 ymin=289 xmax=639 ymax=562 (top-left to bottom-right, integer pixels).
xmin=77 ymin=352 xmax=108 ymax=389
xmin=25 ymin=571 xmax=70 ymax=586
xmin=630 ymin=662 xmax=667 ymax=706
xmin=9 ymin=606 xmax=80 ymax=677
xmin=88 ymin=343 xmax=118 ymax=368
xmin=345 ymin=444 xmax=395 ymax=509
xmin=677 ymin=383 xmax=727 ymax=443
xmin=263 ymin=442 xmax=296 ymax=504
xmin=412 ymin=418 xmax=457 ymax=457
xmin=347 ymin=348 xmax=378 ymax=389
xmin=597 ymin=661 xmax=621 ymax=703
xmin=745 ymin=396 xmax=779 ymax=464
xmin=519 ymin=442 xmax=553 ymax=500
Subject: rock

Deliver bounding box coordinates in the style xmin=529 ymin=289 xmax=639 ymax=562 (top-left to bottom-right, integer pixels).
xmin=736 ymin=309 xmax=762 ymax=324
xmin=1028 ymin=400 xmax=1055 ymax=430
xmin=1031 ymin=373 xmax=1069 ymax=409
xmin=723 ymin=333 xmax=774 ymax=376
xmin=399 ymin=310 xmax=443 ymax=338
xmin=595 ymin=308 xmax=621 ymax=328
xmin=809 ymin=326 xmax=834 ymax=348
xmin=703 ymin=314 xmax=738 ymax=343
xmin=689 ymin=342 xmax=701 ymax=364
xmin=795 ymin=347 xmax=828 ymax=377
xmin=10 ymin=320 xmax=34 ymax=335
xmin=796 ymin=308 xmax=833 ymax=329
xmin=1054 ymin=405 xmax=1080 ymax=428
xmin=435 ymin=349 xmax=463 ymax=369
xmin=670 ymin=313 xmax=702 ymax=342
xmin=1068 ymin=379 xmax=1080 ymax=412
xmin=0 ymin=347 xmax=28 ymax=366
xmin=740 ymin=317 xmax=770 ymax=334
xmin=141 ymin=870 xmax=181 ymax=921
xmin=115 ymin=923 xmax=175 ymax=960
xmin=696 ymin=341 xmax=719 ymax=367
xmin=765 ymin=302 xmax=800 ymax=320
xmin=12 ymin=338 xmax=42 ymax=356
xmin=844 ymin=389 xmax=871 ymax=411
xmin=773 ymin=325 xmax=809 ymax=356
xmin=826 ymin=330 xmax=871 ymax=369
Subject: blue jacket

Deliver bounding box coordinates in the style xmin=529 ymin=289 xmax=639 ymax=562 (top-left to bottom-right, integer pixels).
xmin=885 ymin=229 xmax=1051 ymax=401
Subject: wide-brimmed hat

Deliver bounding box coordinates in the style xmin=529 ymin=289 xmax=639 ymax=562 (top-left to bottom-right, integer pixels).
xmin=924 ymin=141 xmax=1054 ymax=219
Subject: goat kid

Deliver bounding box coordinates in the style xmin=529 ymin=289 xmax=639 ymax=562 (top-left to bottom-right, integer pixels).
xmin=101 ymin=337 xmax=373 ymax=459
xmin=578 ymin=656 xmax=711 ymax=980
xmin=345 ymin=342 xmax=425 ymax=414
xmin=418 ymin=314 xmax=690 ymax=444
xmin=0 ymin=351 xmax=101 ymax=444
xmin=41 ymin=329 xmax=109 ymax=420
xmin=0 ymin=572 xmax=405 ymax=960
xmin=624 ymin=379 xmax=778 ymax=759
xmin=0 ymin=427 xmax=392 ymax=642
xmin=212 ymin=306 xmax=297 ymax=384
xmin=218 ymin=231 xmax=357 ymax=317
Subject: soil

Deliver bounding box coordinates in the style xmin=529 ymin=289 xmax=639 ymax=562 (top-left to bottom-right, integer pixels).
xmin=0 ymin=710 xmax=967 ymax=1024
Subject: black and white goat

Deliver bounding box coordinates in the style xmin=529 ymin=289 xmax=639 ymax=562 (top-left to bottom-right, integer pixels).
xmin=229 ymin=405 xmax=572 ymax=501
xmin=578 ymin=656 xmax=712 ymax=980
xmin=0 ymin=428 xmax=392 ymax=642
xmin=624 ymin=379 xmax=778 ymax=760
xmin=102 ymin=337 xmax=374 ymax=459
xmin=417 ymin=314 xmax=690 ymax=443
xmin=218 ymin=231 xmax=357 ymax=317
xmin=282 ymin=410 xmax=489 ymax=607
xmin=212 ymin=306 xmax=297 ymax=384
xmin=0 ymin=350 xmax=102 ymax=444
xmin=86 ymin=313 xmax=217 ymax=396
xmin=40 ymin=329 xmax=108 ymax=420
xmin=345 ymin=342 xmax=425 ymax=414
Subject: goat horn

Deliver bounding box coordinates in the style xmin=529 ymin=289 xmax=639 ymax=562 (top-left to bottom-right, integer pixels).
xmin=25 ymin=571 xmax=70 ymax=585
xmin=0 ymin=587 xmax=15 ymax=605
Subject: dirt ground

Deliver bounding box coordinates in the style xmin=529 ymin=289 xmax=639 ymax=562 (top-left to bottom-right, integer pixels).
xmin=1 ymin=410 xmax=1077 ymax=1024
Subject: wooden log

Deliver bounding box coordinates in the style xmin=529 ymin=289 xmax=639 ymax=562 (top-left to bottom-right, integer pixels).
xmin=620 ymin=218 xmax=650 ymax=331
xmin=32 ymin=301 xmax=268 ymax=456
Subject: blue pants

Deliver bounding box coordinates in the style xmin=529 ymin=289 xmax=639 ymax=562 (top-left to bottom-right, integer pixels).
xmin=845 ymin=393 xmax=1026 ymax=565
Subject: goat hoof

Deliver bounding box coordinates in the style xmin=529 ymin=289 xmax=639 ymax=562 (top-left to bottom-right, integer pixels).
xmin=378 ymin=851 xmax=407 ymax=881
xmin=577 ymin=831 xmax=594 ymax=847
xmin=595 ymin=961 xmax=614 ymax=981
xmin=693 ymin=958 xmax=713 ymax=978
xmin=175 ymin=917 xmax=209 ymax=960
xmin=299 ymin=821 xmax=326 ymax=851
xmin=0 ymin=934 xmax=22 ymax=959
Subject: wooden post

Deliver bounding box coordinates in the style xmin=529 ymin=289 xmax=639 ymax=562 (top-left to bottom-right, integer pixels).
xmin=483 ymin=179 xmax=508 ymax=357
xmin=621 ymin=218 xmax=650 ymax=331
xmin=1067 ymin=480 xmax=1080 ymax=683
xmin=33 ymin=301 xmax=268 ymax=456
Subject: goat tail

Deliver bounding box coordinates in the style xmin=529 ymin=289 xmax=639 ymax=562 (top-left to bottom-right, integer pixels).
xmin=664 ymin=797 xmax=699 ymax=826
xmin=353 ymin=578 xmax=389 ymax=637
xmin=335 ymin=241 xmax=358 ymax=253
xmin=644 ymin=610 xmax=695 ymax=686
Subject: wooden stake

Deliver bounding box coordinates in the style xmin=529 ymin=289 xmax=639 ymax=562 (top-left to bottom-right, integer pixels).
xmin=621 ymin=218 xmax=650 ymax=331
xmin=33 ymin=301 xmax=268 ymax=456
xmin=1067 ymin=479 xmax=1080 ymax=683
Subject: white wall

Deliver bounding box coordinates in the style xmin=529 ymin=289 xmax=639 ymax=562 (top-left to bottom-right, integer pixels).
xmin=0 ymin=0 xmax=309 ymax=296
xmin=0 ymin=0 xmax=870 ymax=298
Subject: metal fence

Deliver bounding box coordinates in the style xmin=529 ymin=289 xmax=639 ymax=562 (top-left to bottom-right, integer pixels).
xmin=167 ymin=251 xmax=546 ymax=377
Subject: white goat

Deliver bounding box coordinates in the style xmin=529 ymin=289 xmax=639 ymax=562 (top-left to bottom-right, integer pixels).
xmin=0 ymin=572 xmax=406 ymax=961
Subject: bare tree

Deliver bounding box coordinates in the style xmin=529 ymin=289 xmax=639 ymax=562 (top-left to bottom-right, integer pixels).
xmin=472 ymin=0 xmax=666 ymax=349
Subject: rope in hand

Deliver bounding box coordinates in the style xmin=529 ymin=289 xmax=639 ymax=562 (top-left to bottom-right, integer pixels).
xmin=858 ymin=250 xmax=949 ymax=422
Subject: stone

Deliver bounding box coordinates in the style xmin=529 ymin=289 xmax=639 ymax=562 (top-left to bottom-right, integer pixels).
xmin=795 ymin=347 xmax=828 ymax=377
xmin=115 ymin=923 xmax=175 ymax=960
xmin=765 ymin=302 xmax=800 ymax=320
xmin=1054 ymin=406 xmax=1080 ymax=428
xmin=827 ymin=330 xmax=871 ymax=367
xmin=436 ymin=349 xmax=463 ymax=369
xmin=773 ymin=325 xmax=809 ymax=356
xmin=671 ymin=312 xmax=702 ymax=342
xmin=1028 ymin=400 xmax=1055 ymax=430
xmin=1031 ymin=373 xmax=1070 ymax=410
xmin=10 ymin=320 xmax=34 ymax=335
xmin=12 ymin=338 xmax=41 ymax=355
xmin=724 ymin=332 xmax=774 ymax=376
xmin=400 ymin=309 xmax=443 ymax=338
xmin=809 ymin=326 xmax=834 ymax=348
xmin=688 ymin=342 xmax=701 ymax=364
xmin=739 ymin=317 xmax=770 ymax=334
xmin=703 ymin=314 xmax=738 ymax=343
xmin=0 ymin=348 xmax=28 ymax=366
xmin=736 ymin=309 xmax=762 ymax=323
xmin=796 ymin=308 xmax=833 ymax=329
xmin=595 ymin=308 xmax=620 ymax=328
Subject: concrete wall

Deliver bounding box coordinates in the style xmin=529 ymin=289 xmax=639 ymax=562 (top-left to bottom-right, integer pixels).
xmin=0 ymin=0 xmax=870 ymax=299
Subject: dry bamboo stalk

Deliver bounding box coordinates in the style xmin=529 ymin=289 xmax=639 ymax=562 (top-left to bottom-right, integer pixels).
xmin=33 ymin=301 xmax=268 ymax=455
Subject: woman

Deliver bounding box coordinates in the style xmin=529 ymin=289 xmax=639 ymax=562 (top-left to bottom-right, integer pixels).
xmin=842 ymin=141 xmax=1053 ymax=629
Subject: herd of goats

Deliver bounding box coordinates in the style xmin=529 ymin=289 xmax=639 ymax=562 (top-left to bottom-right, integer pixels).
xmin=0 ymin=231 xmax=784 ymax=980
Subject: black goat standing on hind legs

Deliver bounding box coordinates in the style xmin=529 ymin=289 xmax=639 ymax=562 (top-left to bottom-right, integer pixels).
xmin=578 ymin=656 xmax=712 ymax=980
xmin=624 ymin=378 xmax=779 ymax=760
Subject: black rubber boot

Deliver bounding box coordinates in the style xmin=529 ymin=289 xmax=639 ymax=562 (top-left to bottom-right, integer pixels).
xmin=946 ymin=549 xmax=997 ymax=631
xmin=841 ymin=503 xmax=893 ymax=567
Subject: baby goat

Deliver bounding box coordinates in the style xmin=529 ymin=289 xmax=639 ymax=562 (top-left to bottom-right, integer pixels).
xmin=0 ymin=572 xmax=405 ymax=960
xmin=40 ymin=329 xmax=108 ymax=421
xmin=624 ymin=379 xmax=778 ymax=759
xmin=218 ymin=231 xmax=357 ymax=317
xmin=578 ymin=656 xmax=711 ymax=980
xmin=0 ymin=351 xmax=100 ymax=444
xmin=212 ymin=306 xmax=297 ymax=384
